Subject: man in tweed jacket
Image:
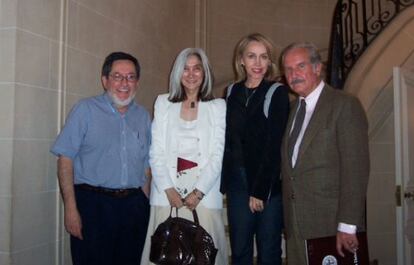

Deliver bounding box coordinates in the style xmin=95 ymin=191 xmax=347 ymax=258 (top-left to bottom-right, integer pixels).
xmin=280 ymin=42 xmax=370 ymax=265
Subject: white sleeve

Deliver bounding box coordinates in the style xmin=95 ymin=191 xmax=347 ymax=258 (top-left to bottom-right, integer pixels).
xmin=194 ymin=99 xmax=226 ymax=194
xmin=149 ymin=95 xmax=175 ymax=193
xmin=337 ymin=222 xmax=357 ymax=234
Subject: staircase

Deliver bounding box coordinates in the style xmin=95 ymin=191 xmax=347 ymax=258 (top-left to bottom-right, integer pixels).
xmin=327 ymin=0 xmax=414 ymax=89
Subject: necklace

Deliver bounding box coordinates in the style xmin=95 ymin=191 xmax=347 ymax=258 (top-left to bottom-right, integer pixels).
xmin=190 ymin=102 xmax=195 ymax=108
xmin=244 ymin=87 xmax=256 ymax=106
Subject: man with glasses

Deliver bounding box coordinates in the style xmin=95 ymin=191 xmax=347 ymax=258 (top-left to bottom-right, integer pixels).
xmin=51 ymin=52 xmax=151 ymax=265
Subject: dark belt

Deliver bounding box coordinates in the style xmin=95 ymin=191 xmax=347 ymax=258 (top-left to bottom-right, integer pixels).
xmin=75 ymin=183 xmax=141 ymax=198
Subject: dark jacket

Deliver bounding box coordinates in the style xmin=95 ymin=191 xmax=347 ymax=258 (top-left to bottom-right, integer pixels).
xmin=220 ymin=79 xmax=290 ymax=201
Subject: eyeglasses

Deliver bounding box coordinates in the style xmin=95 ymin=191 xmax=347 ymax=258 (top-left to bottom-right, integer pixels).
xmin=109 ymin=73 xmax=138 ymax=83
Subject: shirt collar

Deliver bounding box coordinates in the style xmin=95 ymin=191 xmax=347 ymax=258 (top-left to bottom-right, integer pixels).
xmin=299 ymin=80 xmax=324 ymax=110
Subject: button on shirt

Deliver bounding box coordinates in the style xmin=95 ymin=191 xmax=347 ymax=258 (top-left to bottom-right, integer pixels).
xmin=51 ymin=93 xmax=151 ymax=189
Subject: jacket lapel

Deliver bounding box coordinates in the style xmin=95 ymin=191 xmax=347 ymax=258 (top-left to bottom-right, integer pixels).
xmin=197 ymin=101 xmax=208 ymax=126
xmin=168 ymin=102 xmax=182 ymax=154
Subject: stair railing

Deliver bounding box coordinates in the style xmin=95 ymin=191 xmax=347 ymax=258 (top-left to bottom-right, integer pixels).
xmin=327 ymin=0 xmax=414 ymax=89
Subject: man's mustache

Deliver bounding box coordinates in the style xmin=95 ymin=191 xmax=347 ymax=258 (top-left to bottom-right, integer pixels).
xmin=290 ymin=79 xmax=305 ymax=85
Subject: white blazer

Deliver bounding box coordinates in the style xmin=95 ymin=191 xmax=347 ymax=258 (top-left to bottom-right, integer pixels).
xmin=149 ymin=94 xmax=226 ymax=209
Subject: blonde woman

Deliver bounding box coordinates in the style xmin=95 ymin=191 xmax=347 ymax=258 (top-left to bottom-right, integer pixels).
xmin=221 ymin=33 xmax=290 ymax=265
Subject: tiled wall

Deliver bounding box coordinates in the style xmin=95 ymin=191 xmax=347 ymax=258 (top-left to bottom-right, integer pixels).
xmin=0 ymin=0 xmax=341 ymax=264
xmin=1 ymin=0 xmax=61 ymax=264
xmin=65 ymin=0 xmax=196 ymax=112
xmin=0 ymin=0 xmax=16 ymax=263
xmin=0 ymin=0 xmax=196 ymax=264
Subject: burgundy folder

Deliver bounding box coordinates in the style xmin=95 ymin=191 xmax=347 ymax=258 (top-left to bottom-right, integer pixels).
xmin=305 ymin=232 xmax=369 ymax=265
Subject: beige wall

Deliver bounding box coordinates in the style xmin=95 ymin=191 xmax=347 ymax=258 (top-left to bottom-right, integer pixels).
xmin=65 ymin=0 xmax=197 ymax=113
xmin=366 ymin=84 xmax=397 ymax=265
xmin=0 ymin=0 xmax=196 ymax=264
xmin=0 ymin=0 xmax=61 ymax=264
xmin=0 ymin=0 xmax=338 ymax=264
xmin=207 ymin=0 xmax=336 ymax=95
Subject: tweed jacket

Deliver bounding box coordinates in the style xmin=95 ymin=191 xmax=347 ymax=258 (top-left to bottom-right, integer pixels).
xmin=149 ymin=94 xmax=226 ymax=209
xmin=281 ymin=85 xmax=370 ymax=240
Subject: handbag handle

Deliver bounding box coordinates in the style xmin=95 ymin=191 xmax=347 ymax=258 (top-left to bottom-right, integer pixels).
xmin=169 ymin=207 xmax=200 ymax=225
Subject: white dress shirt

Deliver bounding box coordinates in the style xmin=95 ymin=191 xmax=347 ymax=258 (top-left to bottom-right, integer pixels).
xmin=290 ymin=81 xmax=324 ymax=168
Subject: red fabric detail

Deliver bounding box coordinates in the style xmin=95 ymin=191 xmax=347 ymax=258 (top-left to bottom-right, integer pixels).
xmin=177 ymin=157 xmax=198 ymax=172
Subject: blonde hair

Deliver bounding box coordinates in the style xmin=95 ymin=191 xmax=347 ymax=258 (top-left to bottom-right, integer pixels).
xmin=233 ymin=33 xmax=278 ymax=82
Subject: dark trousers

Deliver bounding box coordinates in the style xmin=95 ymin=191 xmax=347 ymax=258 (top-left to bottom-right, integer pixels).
xmin=226 ymin=168 xmax=283 ymax=265
xmin=71 ymin=186 xmax=150 ymax=265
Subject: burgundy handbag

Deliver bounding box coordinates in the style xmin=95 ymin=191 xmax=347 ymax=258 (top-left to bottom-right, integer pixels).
xmin=149 ymin=207 xmax=218 ymax=265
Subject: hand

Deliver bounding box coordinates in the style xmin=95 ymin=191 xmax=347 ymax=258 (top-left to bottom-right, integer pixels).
xmin=142 ymin=168 xmax=151 ymax=198
xmin=142 ymin=184 xmax=150 ymax=199
xmin=249 ymin=196 xmax=264 ymax=213
xmin=336 ymin=231 xmax=358 ymax=257
xmin=184 ymin=191 xmax=201 ymax=211
xmin=64 ymin=206 xmax=83 ymax=240
xmin=165 ymin=188 xmax=184 ymax=208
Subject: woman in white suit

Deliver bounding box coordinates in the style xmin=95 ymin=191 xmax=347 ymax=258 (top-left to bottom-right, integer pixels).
xmin=141 ymin=48 xmax=227 ymax=265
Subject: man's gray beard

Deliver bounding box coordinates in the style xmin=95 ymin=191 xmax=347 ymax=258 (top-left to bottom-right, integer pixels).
xmin=109 ymin=90 xmax=136 ymax=108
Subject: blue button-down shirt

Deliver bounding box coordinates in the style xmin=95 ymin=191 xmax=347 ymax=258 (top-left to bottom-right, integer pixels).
xmin=51 ymin=93 xmax=151 ymax=189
